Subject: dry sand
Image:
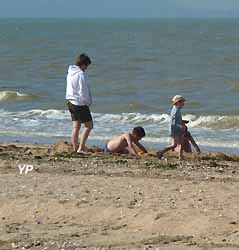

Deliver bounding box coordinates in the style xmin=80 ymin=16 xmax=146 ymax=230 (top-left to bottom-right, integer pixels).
xmin=0 ymin=141 xmax=239 ymax=250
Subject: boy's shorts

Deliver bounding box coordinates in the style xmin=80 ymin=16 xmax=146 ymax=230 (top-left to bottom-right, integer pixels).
xmin=103 ymin=142 xmax=111 ymax=153
xmin=67 ymin=101 xmax=92 ymax=123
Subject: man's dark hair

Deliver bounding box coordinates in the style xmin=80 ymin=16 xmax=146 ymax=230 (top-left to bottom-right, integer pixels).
xmin=75 ymin=53 xmax=91 ymax=67
xmin=132 ymin=126 xmax=146 ymax=137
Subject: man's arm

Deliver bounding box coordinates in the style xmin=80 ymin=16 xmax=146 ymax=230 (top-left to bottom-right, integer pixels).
xmin=78 ymin=74 xmax=92 ymax=106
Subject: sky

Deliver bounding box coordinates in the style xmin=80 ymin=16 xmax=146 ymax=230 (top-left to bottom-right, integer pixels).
xmin=0 ymin=0 xmax=239 ymax=18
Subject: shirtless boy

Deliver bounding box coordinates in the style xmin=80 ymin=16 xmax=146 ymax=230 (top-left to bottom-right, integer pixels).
xmin=104 ymin=127 xmax=147 ymax=156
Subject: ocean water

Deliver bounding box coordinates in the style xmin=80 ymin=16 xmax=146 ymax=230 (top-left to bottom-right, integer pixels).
xmin=0 ymin=18 xmax=239 ymax=153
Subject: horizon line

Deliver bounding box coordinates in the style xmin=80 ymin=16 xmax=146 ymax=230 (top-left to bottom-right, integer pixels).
xmin=0 ymin=16 xmax=239 ymax=19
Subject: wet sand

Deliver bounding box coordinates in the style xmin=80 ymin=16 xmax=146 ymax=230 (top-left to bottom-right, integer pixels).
xmin=1 ymin=141 xmax=239 ymax=250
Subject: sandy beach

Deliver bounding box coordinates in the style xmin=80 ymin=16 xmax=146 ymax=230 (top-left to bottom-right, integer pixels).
xmin=0 ymin=142 xmax=239 ymax=250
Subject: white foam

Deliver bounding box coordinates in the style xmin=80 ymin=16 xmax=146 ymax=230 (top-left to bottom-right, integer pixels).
xmin=0 ymin=91 xmax=36 ymax=102
xmin=1 ymin=109 xmax=239 ymax=128
xmin=0 ymin=109 xmax=239 ymax=150
xmin=189 ymin=115 xmax=239 ymax=129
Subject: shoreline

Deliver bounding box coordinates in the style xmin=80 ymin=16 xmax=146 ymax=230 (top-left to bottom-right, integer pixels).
xmin=1 ymin=141 xmax=239 ymax=249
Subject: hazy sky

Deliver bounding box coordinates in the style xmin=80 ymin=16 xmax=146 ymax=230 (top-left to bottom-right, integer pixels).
xmin=1 ymin=0 xmax=239 ymax=18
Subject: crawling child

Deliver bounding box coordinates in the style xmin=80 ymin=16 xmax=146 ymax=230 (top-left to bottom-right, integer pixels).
xmin=104 ymin=127 xmax=147 ymax=156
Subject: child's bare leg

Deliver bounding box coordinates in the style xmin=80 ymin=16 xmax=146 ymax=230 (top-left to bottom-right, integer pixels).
xmin=157 ymin=137 xmax=178 ymax=159
xmin=157 ymin=145 xmax=174 ymax=158
xmin=177 ymin=136 xmax=184 ymax=160
xmin=71 ymin=121 xmax=81 ymax=152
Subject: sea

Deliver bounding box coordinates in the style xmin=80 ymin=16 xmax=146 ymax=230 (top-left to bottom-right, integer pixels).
xmin=0 ymin=18 xmax=239 ymax=153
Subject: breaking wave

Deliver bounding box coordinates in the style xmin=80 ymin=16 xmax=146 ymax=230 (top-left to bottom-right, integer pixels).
xmin=0 ymin=109 xmax=239 ymax=130
xmin=0 ymin=91 xmax=37 ymax=102
xmin=0 ymin=109 xmax=239 ymax=152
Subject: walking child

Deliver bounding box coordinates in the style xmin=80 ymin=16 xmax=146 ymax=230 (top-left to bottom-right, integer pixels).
xmin=157 ymin=95 xmax=186 ymax=160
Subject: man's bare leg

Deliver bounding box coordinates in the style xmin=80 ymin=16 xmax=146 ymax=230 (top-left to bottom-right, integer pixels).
xmin=71 ymin=121 xmax=81 ymax=152
xmin=77 ymin=120 xmax=93 ymax=153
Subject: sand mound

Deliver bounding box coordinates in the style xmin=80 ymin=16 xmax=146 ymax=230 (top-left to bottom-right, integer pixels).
xmin=50 ymin=141 xmax=73 ymax=155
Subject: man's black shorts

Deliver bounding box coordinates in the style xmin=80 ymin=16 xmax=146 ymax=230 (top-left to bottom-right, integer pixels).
xmin=67 ymin=101 xmax=92 ymax=123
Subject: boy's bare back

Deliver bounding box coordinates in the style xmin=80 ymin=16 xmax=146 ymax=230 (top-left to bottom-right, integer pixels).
xmin=107 ymin=133 xmax=132 ymax=154
xmin=104 ymin=127 xmax=147 ymax=156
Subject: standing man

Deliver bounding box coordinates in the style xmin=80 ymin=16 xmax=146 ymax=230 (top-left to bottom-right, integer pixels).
xmin=66 ymin=54 xmax=93 ymax=154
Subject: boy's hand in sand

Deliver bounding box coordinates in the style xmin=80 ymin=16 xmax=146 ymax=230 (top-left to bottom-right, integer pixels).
xmin=137 ymin=151 xmax=145 ymax=157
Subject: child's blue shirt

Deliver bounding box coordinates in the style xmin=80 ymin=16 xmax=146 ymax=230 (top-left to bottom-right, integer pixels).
xmin=169 ymin=105 xmax=183 ymax=136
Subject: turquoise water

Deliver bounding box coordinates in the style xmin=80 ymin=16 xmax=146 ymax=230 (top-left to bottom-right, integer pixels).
xmin=0 ymin=18 xmax=239 ymax=152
